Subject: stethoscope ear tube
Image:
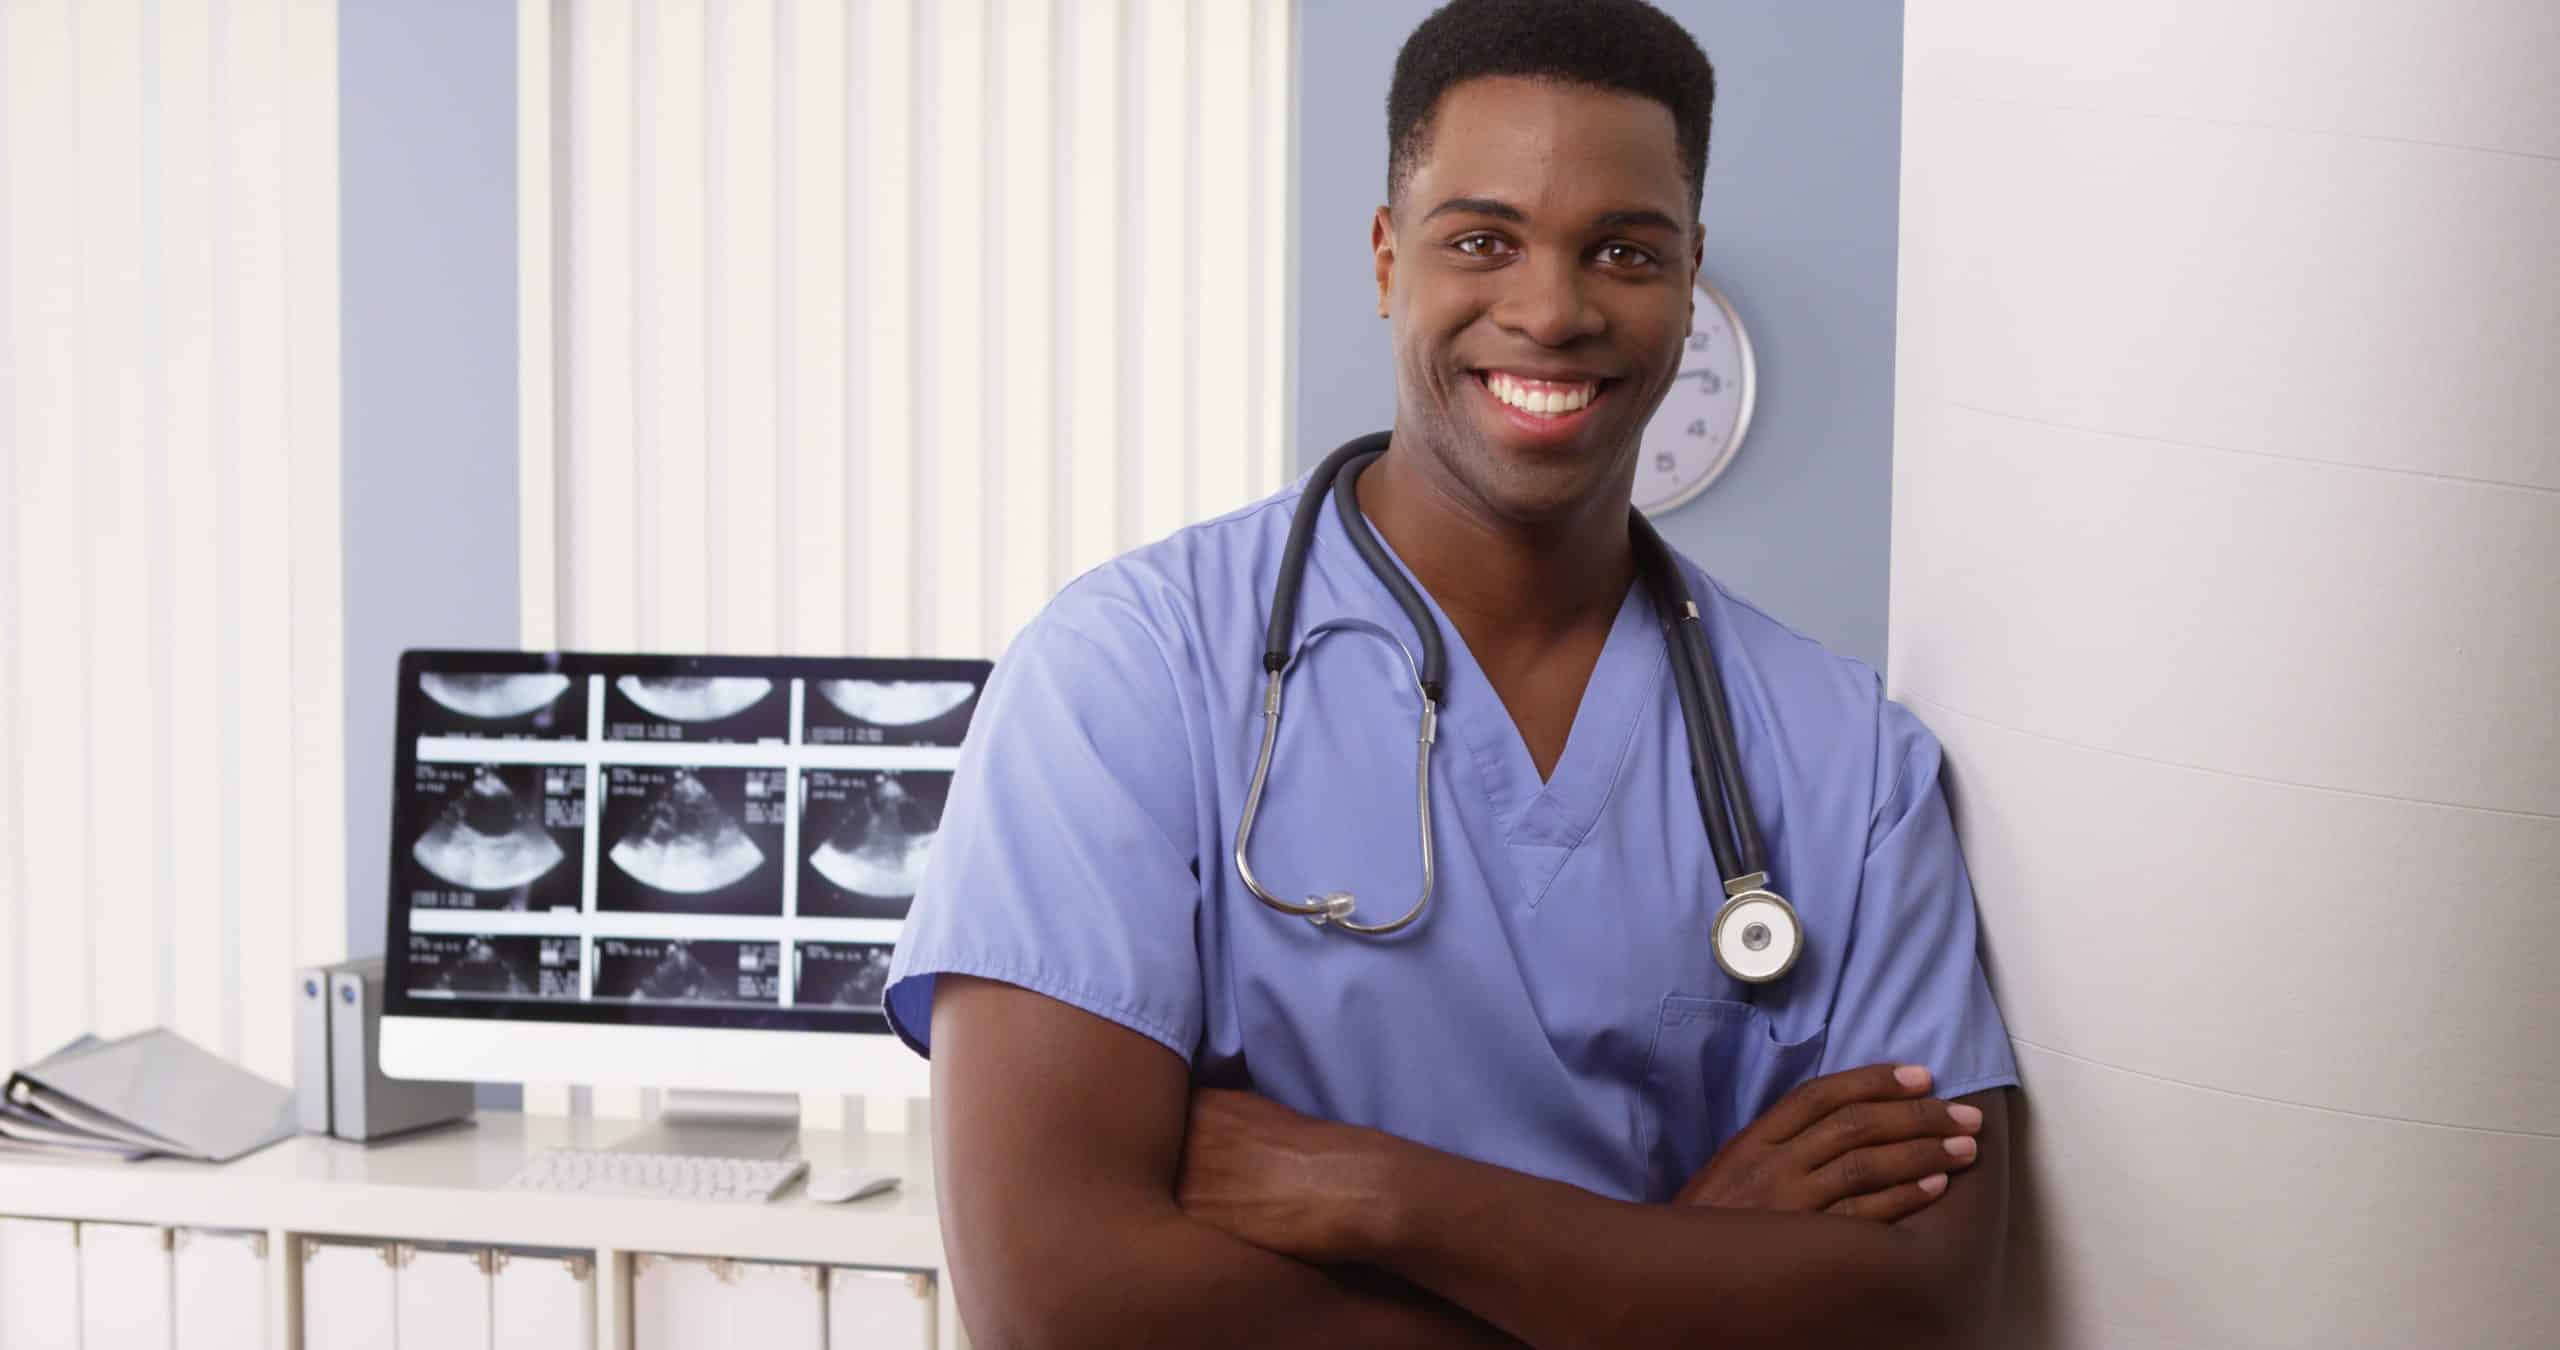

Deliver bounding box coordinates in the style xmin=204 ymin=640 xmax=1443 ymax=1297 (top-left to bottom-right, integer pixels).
xmin=1264 ymin=434 xmax=1390 ymax=675
xmin=1331 ymin=453 xmax=1446 ymax=699
xmin=1673 ymin=577 xmax=1770 ymax=880
xmin=1630 ymin=516 xmax=1748 ymax=882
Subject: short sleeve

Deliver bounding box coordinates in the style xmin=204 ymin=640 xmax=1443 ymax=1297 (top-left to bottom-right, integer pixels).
xmin=1814 ymin=700 xmax=2021 ymax=1099
xmin=884 ymin=605 xmax=1206 ymax=1063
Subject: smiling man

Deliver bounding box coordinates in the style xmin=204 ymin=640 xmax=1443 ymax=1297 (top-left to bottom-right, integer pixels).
xmin=884 ymin=2 xmax=2018 ymax=1346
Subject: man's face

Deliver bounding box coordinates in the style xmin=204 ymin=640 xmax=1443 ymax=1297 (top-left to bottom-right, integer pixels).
xmin=1374 ymin=76 xmax=1700 ymax=524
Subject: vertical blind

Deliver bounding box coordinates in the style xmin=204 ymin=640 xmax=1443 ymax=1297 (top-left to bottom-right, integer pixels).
xmin=520 ymin=0 xmax=1295 ymax=1122
xmin=0 ymin=0 xmax=345 ymax=1084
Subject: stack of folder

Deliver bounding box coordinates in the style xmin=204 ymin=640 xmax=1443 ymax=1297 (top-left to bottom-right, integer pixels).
xmin=1 ymin=1029 xmax=296 ymax=1163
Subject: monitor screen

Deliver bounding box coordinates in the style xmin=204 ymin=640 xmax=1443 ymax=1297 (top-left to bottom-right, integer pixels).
xmin=385 ymin=650 xmax=990 ymax=1038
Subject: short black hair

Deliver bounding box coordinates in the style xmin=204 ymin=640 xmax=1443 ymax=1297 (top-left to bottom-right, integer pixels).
xmin=1386 ymin=0 xmax=1716 ymax=214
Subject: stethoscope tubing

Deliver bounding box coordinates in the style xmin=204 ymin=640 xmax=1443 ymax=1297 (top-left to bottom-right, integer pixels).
xmin=1242 ymin=433 xmax=1791 ymax=973
xmin=1633 ymin=519 xmax=1751 ymax=885
xmin=1629 ymin=515 xmax=1770 ymax=882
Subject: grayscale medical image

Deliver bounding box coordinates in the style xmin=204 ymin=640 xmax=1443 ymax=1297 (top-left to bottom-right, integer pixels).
xmin=803 ymin=675 xmax=982 ymax=747
xmin=401 ymin=763 xmax=586 ymax=912
xmin=597 ymin=765 xmax=786 ymax=914
xmin=406 ymin=932 xmax=580 ymax=1001
xmin=593 ymin=938 xmax=780 ymax=1006
xmin=797 ymin=769 xmax=952 ymax=919
xmin=415 ymin=670 xmax=586 ymax=740
xmin=793 ymin=941 xmax=894 ymax=1011
xmin=604 ymin=675 xmax=787 ymax=744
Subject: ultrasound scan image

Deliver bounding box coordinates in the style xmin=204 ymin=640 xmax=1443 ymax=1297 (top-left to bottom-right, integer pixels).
xmin=596 ymin=765 xmax=786 ymax=914
xmin=797 ymin=769 xmax=951 ymax=920
xmin=604 ymin=675 xmax=787 ymax=744
xmin=803 ymin=676 xmax=982 ymax=747
xmin=402 ymin=763 xmax=586 ymax=912
xmin=793 ymin=941 xmax=894 ymax=1011
xmin=406 ymin=932 xmax=580 ymax=1001
xmin=414 ymin=671 xmax=586 ymax=740
xmin=593 ymin=937 xmax=780 ymax=1006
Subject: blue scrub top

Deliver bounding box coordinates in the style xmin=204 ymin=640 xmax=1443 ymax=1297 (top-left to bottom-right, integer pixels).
xmin=886 ymin=485 xmax=2018 ymax=1204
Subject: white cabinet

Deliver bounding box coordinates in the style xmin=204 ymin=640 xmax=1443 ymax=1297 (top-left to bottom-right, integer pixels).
xmin=829 ymin=1267 xmax=938 ymax=1350
xmin=303 ymin=1238 xmax=399 ymax=1348
xmin=299 ymin=1241 xmax=607 ymax=1350
xmin=395 ymin=1244 xmax=498 ymax=1349
xmin=286 ymin=1242 xmax=928 ymax=1350
xmin=625 ymin=1255 xmax=934 ymax=1350
xmin=0 ymin=1217 xmax=81 ymax=1347
xmin=79 ymin=1222 xmax=176 ymax=1350
xmin=633 ymin=1254 xmax=826 ymax=1350
xmin=0 ymin=1113 xmax=957 ymax=1350
xmin=493 ymin=1248 xmax=596 ymax=1350
xmin=172 ymin=1229 xmax=270 ymax=1350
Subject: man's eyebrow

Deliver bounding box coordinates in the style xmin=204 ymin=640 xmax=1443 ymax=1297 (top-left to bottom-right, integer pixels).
xmin=1420 ymin=196 xmax=1526 ymax=224
xmin=1418 ymin=198 xmax=1687 ymax=236
xmin=1593 ymin=208 xmax=1686 ymax=235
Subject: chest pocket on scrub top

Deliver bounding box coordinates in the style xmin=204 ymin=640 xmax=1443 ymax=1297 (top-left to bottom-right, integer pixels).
xmin=1638 ymin=995 xmax=1828 ymax=1202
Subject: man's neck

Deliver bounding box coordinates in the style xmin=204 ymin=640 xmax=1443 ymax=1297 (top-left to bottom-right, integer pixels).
xmin=1353 ymin=437 xmax=1635 ymax=653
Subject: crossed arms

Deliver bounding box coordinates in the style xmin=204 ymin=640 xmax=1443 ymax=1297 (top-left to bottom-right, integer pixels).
xmin=929 ymin=975 xmax=2011 ymax=1350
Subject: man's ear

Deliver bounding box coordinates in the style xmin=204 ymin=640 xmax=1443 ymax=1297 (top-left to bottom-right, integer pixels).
xmin=1686 ymin=223 xmax=1705 ymax=325
xmin=1372 ymin=205 xmax=1396 ymax=318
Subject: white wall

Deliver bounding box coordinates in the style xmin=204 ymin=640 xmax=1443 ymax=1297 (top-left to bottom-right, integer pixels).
xmin=1893 ymin=2 xmax=2559 ymax=1344
xmin=518 ymin=0 xmax=1295 ymax=1126
xmin=0 ymin=0 xmax=345 ymax=1083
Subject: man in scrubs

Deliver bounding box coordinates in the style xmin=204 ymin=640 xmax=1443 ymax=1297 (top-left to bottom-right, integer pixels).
xmin=887 ymin=1 xmax=2018 ymax=1343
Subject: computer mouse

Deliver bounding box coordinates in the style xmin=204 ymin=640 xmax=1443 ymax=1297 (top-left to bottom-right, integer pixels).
xmin=805 ymin=1168 xmax=902 ymax=1204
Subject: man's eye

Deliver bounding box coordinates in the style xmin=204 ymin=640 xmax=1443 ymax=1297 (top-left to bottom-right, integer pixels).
xmin=1453 ymin=235 xmax=1508 ymax=258
xmin=1598 ymin=243 xmax=1656 ymax=268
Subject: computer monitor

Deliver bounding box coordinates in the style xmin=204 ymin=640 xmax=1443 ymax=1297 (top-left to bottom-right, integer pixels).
xmin=378 ymin=649 xmax=989 ymax=1152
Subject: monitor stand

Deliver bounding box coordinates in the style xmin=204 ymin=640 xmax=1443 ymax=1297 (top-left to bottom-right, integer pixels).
xmin=604 ymin=1090 xmax=801 ymax=1160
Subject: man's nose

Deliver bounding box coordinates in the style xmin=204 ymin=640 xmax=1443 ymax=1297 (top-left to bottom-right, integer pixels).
xmin=1494 ymin=253 xmax=1605 ymax=347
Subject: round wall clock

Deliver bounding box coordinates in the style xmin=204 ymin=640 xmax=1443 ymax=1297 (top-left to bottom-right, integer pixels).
xmin=1633 ymin=277 xmax=1757 ymax=516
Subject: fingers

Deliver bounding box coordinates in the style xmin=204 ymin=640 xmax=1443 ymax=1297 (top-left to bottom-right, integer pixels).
xmin=1806 ymin=1132 xmax=1980 ymax=1213
xmin=1745 ymin=1062 xmax=1935 ymax=1147
xmin=1785 ymin=1095 xmax=1982 ymax=1170
xmin=1825 ymin=1172 xmax=1950 ymax=1224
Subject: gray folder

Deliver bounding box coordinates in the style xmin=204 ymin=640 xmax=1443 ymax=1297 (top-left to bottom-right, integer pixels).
xmin=13 ymin=1028 xmax=295 ymax=1163
xmin=296 ymin=963 xmax=336 ymax=1134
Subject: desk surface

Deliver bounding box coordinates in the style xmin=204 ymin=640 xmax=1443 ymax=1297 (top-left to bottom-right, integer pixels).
xmin=0 ymin=1111 xmax=947 ymax=1270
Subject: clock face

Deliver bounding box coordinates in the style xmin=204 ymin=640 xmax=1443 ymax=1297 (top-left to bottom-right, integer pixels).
xmin=1634 ymin=279 xmax=1756 ymax=515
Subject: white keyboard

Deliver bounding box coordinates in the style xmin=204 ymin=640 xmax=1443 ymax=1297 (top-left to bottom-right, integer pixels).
xmin=505 ymin=1150 xmax=808 ymax=1203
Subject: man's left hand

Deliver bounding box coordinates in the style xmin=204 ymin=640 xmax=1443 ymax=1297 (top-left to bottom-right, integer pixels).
xmin=1175 ymin=1087 xmax=1398 ymax=1265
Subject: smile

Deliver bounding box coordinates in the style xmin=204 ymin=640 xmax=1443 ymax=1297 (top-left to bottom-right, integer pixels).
xmin=1475 ymin=369 xmax=1612 ymax=416
xmin=1467 ymin=369 xmax=1620 ymax=444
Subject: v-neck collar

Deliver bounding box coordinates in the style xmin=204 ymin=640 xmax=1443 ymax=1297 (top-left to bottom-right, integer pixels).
xmin=1318 ymin=507 xmax=1664 ymax=902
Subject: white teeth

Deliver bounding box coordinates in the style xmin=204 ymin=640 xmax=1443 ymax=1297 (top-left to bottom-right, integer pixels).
xmin=1485 ymin=372 xmax=1597 ymax=417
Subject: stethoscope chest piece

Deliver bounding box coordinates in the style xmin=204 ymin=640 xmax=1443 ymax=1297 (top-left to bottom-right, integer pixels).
xmin=1710 ymin=873 xmax=1802 ymax=984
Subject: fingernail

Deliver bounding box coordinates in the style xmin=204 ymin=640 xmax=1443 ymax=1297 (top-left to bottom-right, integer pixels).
xmin=1894 ymin=1065 xmax=1931 ymax=1089
xmin=1944 ymin=1135 xmax=1977 ymax=1160
xmin=1918 ymin=1173 xmax=1948 ymax=1195
xmin=1948 ymin=1103 xmax=1983 ymax=1130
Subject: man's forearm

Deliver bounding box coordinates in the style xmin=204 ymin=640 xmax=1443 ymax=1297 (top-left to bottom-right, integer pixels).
xmin=966 ymin=1205 xmax=1516 ymax=1350
xmin=1345 ymin=1144 xmax=1984 ymax=1350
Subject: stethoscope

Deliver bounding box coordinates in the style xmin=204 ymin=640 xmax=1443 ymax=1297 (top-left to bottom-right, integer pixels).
xmin=1232 ymin=432 xmax=1804 ymax=984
